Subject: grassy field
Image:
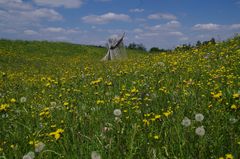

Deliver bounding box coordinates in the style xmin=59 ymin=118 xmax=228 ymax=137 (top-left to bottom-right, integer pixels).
xmin=0 ymin=37 xmax=239 ymax=159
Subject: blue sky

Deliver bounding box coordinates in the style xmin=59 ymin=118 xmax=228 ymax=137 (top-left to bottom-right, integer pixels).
xmin=0 ymin=0 xmax=240 ymax=49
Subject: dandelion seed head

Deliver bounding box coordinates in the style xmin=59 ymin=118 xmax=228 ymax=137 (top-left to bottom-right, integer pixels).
xmin=23 ymin=151 xmax=35 ymax=159
xmin=35 ymin=142 xmax=45 ymax=153
xmin=113 ymin=109 xmax=122 ymax=117
xmin=91 ymin=151 xmax=101 ymax=159
xmin=20 ymin=97 xmax=27 ymax=103
xmin=181 ymin=117 xmax=191 ymax=127
xmin=195 ymin=113 xmax=204 ymax=122
xmin=195 ymin=126 xmax=205 ymax=136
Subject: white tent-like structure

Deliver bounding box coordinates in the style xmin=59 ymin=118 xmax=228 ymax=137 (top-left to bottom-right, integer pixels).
xmin=101 ymin=33 xmax=126 ymax=61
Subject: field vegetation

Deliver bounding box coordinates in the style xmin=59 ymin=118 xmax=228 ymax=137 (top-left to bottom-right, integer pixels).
xmin=0 ymin=36 xmax=240 ymax=159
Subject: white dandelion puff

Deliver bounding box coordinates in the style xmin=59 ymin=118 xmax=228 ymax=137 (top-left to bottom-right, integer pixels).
xmin=195 ymin=113 xmax=204 ymax=122
xmin=20 ymin=97 xmax=27 ymax=103
xmin=195 ymin=126 xmax=205 ymax=136
xmin=91 ymin=151 xmax=101 ymax=159
xmin=35 ymin=142 xmax=45 ymax=153
xmin=181 ymin=117 xmax=191 ymax=127
xmin=113 ymin=109 xmax=122 ymax=117
xmin=23 ymin=151 xmax=35 ymax=159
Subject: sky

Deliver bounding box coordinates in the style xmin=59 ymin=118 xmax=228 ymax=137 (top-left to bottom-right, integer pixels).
xmin=0 ymin=0 xmax=240 ymax=49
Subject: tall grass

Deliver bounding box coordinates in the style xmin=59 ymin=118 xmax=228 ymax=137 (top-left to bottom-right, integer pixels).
xmin=0 ymin=37 xmax=239 ymax=158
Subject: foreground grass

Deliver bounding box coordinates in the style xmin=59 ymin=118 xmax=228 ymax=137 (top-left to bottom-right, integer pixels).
xmin=0 ymin=37 xmax=240 ymax=159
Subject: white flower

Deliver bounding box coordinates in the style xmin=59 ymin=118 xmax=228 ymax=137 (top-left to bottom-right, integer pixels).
xmin=113 ymin=109 xmax=122 ymax=117
xmin=91 ymin=151 xmax=101 ymax=159
xmin=181 ymin=117 xmax=191 ymax=127
xmin=35 ymin=142 xmax=45 ymax=153
xmin=20 ymin=97 xmax=27 ymax=103
xmin=195 ymin=126 xmax=205 ymax=136
xmin=23 ymin=151 xmax=35 ymax=159
xmin=195 ymin=113 xmax=204 ymax=122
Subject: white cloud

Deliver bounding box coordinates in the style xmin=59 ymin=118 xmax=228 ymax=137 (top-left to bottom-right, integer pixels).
xmin=149 ymin=24 xmax=163 ymax=31
xmin=133 ymin=28 xmax=143 ymax=33
xmin=82 ymin=12 xmax=131 ymax=24
xmin=148 ymin=13 xmax=177 ymax=20
xmin=193 ymin=23 xmax=221 ymax=30
xmin=129 ymin=8 xmax=144 ymax=13
xmin=41 ymin=27 xmax=82 ymax=34
xmin=24 ymin=30 xmax=38 ymax=35
xmin=169 ymin=31 xmax=184 ymax=36
xmin=33 ymin=0 xmax=83 ymax=8
xmin=42 ymin=27 xmax=65 ymax=33
xmin=166 ymin=20 xmax=181 ymax=27
xmin=0 ymin=0 xmax=32 ymax=10
xmin=25 ymin=8 xmax=63 ymax=21
xmin=148 ymin=21 xmax=181 ymax=31
xmin=230 ymin=24 xmax=240 ymax=29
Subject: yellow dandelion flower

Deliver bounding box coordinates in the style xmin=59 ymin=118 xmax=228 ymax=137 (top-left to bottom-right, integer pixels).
xmin=96 ymin=100 xmax=104 ymax=104
xmin=143 ymin=119 xmax=150 ymax=126
xmin=10 ymin=98 xmax=16 ymax=103
xmin=233 ymin=93 xmax=239 ymax=98
xmin=225 ymin=153 xmax=234 ymax=159
xmin=155 ymin=114 xmax=161 ymax=119
xmin=63 ymin=102 xmax=69 ymax=106
xmin=49 ymin=128 xmax=64 ymax=140
xmin=131 ymin=87 xmax=139 ymax=93
xmin=163 ymin=111 xmax=172 ymax=117
xmin=153 ymin=135 xmax=159 ymax=140
xmin=230 ymin=104 xmax=237 ymax=110
xmin=0 ymin=104 xmax=10 ymax=112
xmin=211 ymin=91 xmax=222 ymax=99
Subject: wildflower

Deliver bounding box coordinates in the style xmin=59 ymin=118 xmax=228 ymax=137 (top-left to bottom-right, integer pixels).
xmin=49 ymin=128 xmax=64 ymax=140
xmin=233 ymin=93 xmax=239 ymax=99
xmin=163 ymin=110 xmax=172 ymax=117
xmin=0 ymin=104 xmax=10 ymax=112
xmin=131 ymin=87 xmax=139 ymax=93
xmin=10 ymin=98 xmax=16 ymax=103
xmin=155 ymin=114 xmax=161 ymax=119
xmin=230 ymin=104 xmax=237 ymax=110
xmin=181 ymin=117 xmax=191 ymax=127
xmin=211 ymin=91 xmax=222 ymax=99
xmin=143 ymin=119 xmax=150 ymax=126
xmin=96 ymin=100 xmax=104 ymax=105
xmin=113 ymin=109 xmax=122 ymax=117
xmin=63 ymin=102 xmax=69 ymax=106
xmin=153 ymin=135 xmax=159 ymax=140
xmin=35 ymin=142 xmax=45 ymax=153
xmin=195 ymin=126 xmax=205 ymax=136
xmin=22 ymin=151 xmax=35 ymax=159
xmin=20 ymin=97 xmax=27 ymax=103
xmin=225 ymin=153 xmax=234 ymax=159
xmin=91 ymin=151 xmax=101 ymax=159
xmin=195 ymin=113 xmax=204 ymax=122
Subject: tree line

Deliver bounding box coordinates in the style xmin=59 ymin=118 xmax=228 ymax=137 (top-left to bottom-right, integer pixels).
xmin=127 ymin=38 xmax=216 ymax=53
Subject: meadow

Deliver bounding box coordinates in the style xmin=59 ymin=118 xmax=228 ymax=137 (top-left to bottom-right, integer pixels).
xmin=0 ymin=37 xmax=239 ymax=159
